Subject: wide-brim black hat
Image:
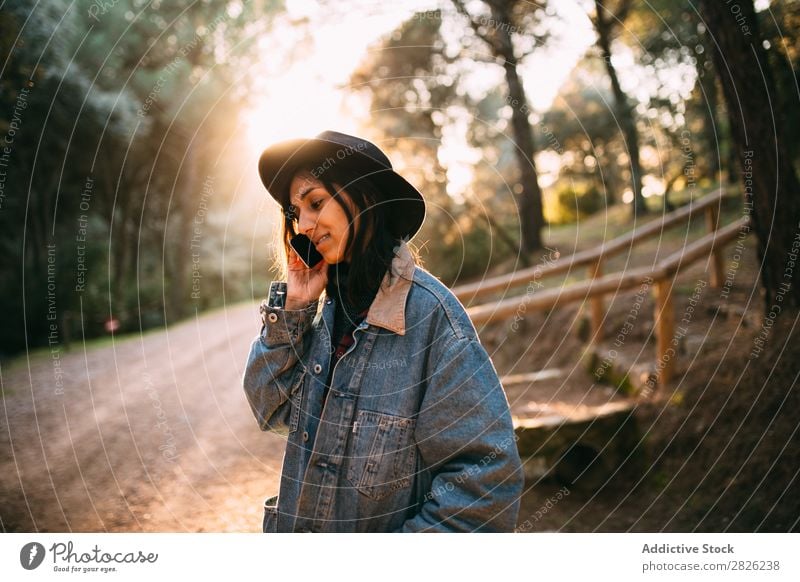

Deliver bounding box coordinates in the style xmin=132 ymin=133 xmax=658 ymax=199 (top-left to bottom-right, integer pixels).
xmin=258 ymin=130 xmax=426 ymax=240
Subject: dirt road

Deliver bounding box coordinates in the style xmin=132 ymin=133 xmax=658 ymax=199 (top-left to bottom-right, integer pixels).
xmin=0 ymin=303 xmax=283 ymax=532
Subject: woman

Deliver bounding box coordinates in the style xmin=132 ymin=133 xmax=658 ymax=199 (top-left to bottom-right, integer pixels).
xmin=243 ymin=130 xmax=524 ymax=532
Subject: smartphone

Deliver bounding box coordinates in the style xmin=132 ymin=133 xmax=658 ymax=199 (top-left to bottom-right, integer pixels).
xmin=290 ymin=234 xmax=324 ymax=269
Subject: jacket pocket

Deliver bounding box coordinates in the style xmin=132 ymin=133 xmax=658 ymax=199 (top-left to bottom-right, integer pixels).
xmin=346 ymin=410 xmax=417 ymax=501
xmin=262 ymin=494 xmax=279 ymax=533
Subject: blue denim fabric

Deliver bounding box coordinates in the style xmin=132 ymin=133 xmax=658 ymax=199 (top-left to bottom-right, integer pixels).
xmin=243 ymin=242 xmax=524 ymax=532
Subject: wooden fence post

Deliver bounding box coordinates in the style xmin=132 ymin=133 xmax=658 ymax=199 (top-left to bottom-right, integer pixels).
xmin=589 ymin=259 xmax=604 ymax=342
xmin=653 ymin=278 xmax=676 ymax=384
xmin=705 ymin=204 xmax=724 ymax=288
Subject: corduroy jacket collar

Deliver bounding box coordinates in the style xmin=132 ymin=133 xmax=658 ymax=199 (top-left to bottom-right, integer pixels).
xmin=322 ymin=240 xmax=415 ymax=337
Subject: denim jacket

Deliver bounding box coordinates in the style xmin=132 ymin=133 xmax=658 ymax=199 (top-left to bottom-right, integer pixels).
xmin=242 ymin=241 xmax=524 ymax=532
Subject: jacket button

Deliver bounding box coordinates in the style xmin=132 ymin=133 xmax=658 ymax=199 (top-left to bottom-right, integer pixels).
xmin=267 ymin=312 xmax=278 ymax=323
xmin=302 ymin=431 xmax=309 ymax=442
xmin=313 ymin=363 xmax=322 ymax=374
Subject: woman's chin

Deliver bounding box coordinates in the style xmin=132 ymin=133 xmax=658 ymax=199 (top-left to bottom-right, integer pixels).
xmin=321 ymin=252 xmax=340 ymax=264
xmin=321 ymin=246 xmax=348 ymax=264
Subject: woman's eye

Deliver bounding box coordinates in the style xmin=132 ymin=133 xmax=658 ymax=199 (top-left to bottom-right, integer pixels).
xmin=311 ymin=199 xmax=323 ymax=210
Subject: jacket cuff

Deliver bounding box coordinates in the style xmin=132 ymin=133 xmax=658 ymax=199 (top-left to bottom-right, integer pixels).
xmin=259 ymin=299 xmax=318 ymax=347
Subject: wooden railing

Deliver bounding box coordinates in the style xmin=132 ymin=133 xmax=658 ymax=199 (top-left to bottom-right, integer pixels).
xmin=454 ymin=189 xmax=750 ymax=384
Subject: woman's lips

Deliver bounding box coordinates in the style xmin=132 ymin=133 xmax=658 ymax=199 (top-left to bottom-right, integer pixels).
xmin=315 ymin=234 xmax=331 ymax=247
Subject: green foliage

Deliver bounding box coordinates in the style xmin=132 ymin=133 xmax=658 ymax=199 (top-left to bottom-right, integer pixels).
xmin=3 ymin=0 xmax=797 ymax=355
xmin=546 ymin=181 xmax=604 ymax=224
xmin=0 ymin=0 xmax=284 ymax=354
xmin=349 ymin=11 xmax=472 ymax=279
xmin=423 ymin=211 xmax=514 ymax=285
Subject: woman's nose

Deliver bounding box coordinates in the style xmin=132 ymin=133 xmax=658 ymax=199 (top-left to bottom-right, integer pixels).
xmin=297 ymin=211 xmax=316 ymax=236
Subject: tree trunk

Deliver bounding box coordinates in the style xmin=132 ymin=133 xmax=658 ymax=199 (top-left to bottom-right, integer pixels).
xmin=700 ymin=0 xmax=800 ymax=309
xmin=594 ymin=0 xmax=646 ymax=217
xmin=450 ymin=0 xmax=547 ymax=252
xmin=725 ymin=112 xmax=739 ymax=187
xmin=503 ymin=60 xmax=545 ymax=252
xmin=695 ymin=44 xmax=721 ymax=180
xmin=491 ymin=2 xmax=545 ymax=253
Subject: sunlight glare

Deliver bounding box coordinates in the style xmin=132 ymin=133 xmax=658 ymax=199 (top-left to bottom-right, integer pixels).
xmin=243 ymin=69 xmax=360 ymax=151
xmin=243 ymin=0 xmax=436 ymax=151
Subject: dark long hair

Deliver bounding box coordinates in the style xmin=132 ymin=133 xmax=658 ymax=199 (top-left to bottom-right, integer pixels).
xmin=274 ymin=163 xmax=414 ymax=311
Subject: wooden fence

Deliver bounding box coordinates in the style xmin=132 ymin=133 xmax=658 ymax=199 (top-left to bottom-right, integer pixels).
xmin=453 ymin=189 xmax=750 ymax=384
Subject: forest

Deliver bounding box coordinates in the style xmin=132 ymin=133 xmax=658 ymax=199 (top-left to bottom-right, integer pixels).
xmin=1 ymin=0 xmax=799 ymax=540
xmin=1 ymin=0 xmax=797 ymax=355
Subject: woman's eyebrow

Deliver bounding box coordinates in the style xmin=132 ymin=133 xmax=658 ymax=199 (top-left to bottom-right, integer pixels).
xmin=292 ymin=184 xmax=323 ymax=205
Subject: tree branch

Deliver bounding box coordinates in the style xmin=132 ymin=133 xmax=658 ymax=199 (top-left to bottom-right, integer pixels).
xmin=613 ymin=0 xmax=633 ymax=26
xmin=451 ymin=0 xmax=498 ymax=51
xmin=594 ymin=0 xmax=633 ymax=34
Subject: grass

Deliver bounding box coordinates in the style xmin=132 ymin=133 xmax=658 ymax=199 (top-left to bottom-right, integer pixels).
xmin=495 ymin=184 xmax=744 ymax=285
xmin=545 ymin=183 xmax=740 ymax=256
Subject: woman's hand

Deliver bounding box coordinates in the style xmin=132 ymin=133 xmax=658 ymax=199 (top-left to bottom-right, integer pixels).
xmin=285 ymin=248 xmax=328 ymax=310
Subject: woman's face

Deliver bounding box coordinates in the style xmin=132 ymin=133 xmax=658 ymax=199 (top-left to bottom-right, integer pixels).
xmin=288 ymin=172 xmax=359 ymax=264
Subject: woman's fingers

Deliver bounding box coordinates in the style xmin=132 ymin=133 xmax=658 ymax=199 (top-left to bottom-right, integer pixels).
xmin=284 ymin=249 xmax=327 ymax=306
xmin=287 ymin=248 xmax=305 ymax=271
